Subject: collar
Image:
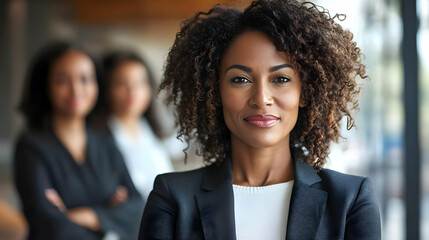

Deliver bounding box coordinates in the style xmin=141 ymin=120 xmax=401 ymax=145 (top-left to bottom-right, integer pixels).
xmin=201 ymin=152 xmax=322 ymax=191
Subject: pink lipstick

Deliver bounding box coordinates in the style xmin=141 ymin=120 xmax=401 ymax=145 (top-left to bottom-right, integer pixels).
xmin=244 ymin=114 xmax=279 ymax=128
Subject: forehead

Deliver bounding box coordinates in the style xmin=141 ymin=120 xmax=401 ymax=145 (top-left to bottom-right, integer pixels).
xmin=220 ymin=31 xmax=291 ymax=71
xmin=114 ymin=60 xmax=146 ymax=73
xmin=51 ymin=50 xmax=94 ymax=73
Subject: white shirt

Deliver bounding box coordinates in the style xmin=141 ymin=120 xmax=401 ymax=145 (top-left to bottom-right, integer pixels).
xmin=233 ymin=181 xmax=294 ymax=240
xmin=108 ymin=117 xmax=174 ymax=201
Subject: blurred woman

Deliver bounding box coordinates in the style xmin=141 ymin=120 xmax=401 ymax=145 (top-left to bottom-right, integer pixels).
xmin=97 ymin=51 xmax=173 ymax=202
xmin=14 ymin=42 xmax=143 ymax=240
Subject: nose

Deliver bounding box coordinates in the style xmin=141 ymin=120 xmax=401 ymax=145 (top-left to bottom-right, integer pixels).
xmin=126 ymin=84 xmax=134 ymax=96
xmin=70 ymin=78 xmax=81 ymax=96
xmin=248 ymin=80 xmax=273 ymax=108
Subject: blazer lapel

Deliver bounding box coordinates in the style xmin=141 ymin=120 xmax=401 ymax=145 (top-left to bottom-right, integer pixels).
xmin=195 ymin=159 xmax=236 ymax=240
xmin=194 ymin=155 xmax=327 ymax=240
xmin=286 ymin=160 xmax=327 ymax=240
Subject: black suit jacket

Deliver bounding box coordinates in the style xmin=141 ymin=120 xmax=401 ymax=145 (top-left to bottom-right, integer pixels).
xmin=14 ymin=129 xmax=144 ymax=240
xmin=139 ymin=158 xmax=381 ymax=240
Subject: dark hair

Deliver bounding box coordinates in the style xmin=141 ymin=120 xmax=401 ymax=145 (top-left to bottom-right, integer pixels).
xmin=94 ymin=51 xmax=162 ymax=138
xmin=160 ymin=0 xmax=366 ymax=169
xmin=19 ymin=41 xmax=99 ymax=130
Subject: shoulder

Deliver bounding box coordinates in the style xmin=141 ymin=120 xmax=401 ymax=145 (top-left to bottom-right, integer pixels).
xmin=13 ymin=131 xmax=56 ymax=169
xmin=316 ymin=170 xmax=381 ymax=238
xmin=16 ymin=130 xmax=45 ymax=144
xmin=317 ymin=168 xmax=378 ymax=215
xmin=317 ymin=168 xmax=374 ymax=200
xmin=318 ymin=168 xmax=368 ymax=192
xmin=156 ymin=166 xmax=209 ymax=186
xmin=15 ymin=130 xmax=55 ymax=152
xmin=152 ymin=164 xmax=215 ymax=195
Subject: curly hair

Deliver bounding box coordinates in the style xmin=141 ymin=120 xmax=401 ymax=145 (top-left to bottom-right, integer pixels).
xmin=160 ymin=0 xmax=366 ymax=169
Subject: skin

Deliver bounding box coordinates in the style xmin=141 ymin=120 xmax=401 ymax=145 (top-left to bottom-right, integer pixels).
xmin=219 ymin=31 xmax=304 ymax=187
xmin=48 ymin=50 xmax=98 ymax=164
xmin=108 ymin=61 xmax=152 ymax=140
xmin=45 ymin=50 xmax=128 ymax=231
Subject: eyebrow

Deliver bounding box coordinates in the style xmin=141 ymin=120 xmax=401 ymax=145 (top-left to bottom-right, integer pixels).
xmin=225 ymin=64 xmax=252 ymax=73
xmin=269 ymin=64 xmax=292 ymax=72
xmin=225 ymin=63 xmax=292 ymax=73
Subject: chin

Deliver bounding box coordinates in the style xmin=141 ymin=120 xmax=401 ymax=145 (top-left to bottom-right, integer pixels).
xmin=64 ymin=108 xmax=91 ymax=118
xmin=236 ymin=133 xmax=287 ymax=149
xmin=247 ymin=140 xmax=283 ymax=149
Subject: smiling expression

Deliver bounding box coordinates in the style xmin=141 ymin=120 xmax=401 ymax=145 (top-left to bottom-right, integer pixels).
xmin=48 ymin=50 xmax=98 ymax=118
xmin=109 ymin=61 xmax=152 ymax=118
xmin=219 ymin=31 xmax=303 ymax=149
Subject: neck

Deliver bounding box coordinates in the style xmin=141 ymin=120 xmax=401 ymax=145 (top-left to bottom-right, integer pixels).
xmin=231 ymin=136 xmax=294 ymax=187
xmin=114 ymin=114 xmax=141 ymax=139
xmin=51 ymin=113 xmax=87 ymax=164
xmin=52 ymin=114 xmax=86 ymax=135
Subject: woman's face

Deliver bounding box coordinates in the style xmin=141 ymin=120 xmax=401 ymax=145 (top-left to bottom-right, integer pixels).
xmin=108 ymin=61 xmax=152 ymax=119
xmin=219 ymin=31 xmax=303 ymax=149
xmin=48 ymin=50 xmax=98 ymax=119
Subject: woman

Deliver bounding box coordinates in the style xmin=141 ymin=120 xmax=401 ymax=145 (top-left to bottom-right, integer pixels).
xmin=14 ymin=42 xmax=143 ymax=240
xmin=139 ymin=0 xmax=381 ymax=239
xmin=98 ymin=51 xmax=174 ymax=201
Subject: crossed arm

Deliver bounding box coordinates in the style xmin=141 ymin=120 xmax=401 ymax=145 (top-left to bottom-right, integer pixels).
xmin=14 ymin=136 xmax=143 ymax=239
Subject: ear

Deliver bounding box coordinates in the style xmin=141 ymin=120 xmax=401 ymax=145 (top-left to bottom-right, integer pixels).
xmin=299 ymin=94 xmax=306 ymax=108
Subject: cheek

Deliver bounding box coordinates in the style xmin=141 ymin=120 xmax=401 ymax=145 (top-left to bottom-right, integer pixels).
xmin=220 ymin=87 xmax=248 ymax=134
xmin=284 ymin=92 xmax=301 ymax=109
xmin=276 ymin=89 xmax=301 ymax=121
xmin=49 ymin=84 xmax=69 ymax=105
xmin=277 ymin=82 xmax=301 ymax=104
xmin=85 ymin=83 xmax=98 ymax=102
xmin=137 ymin=86 xmax=151 ymax=103
xmin=110 ymin=87 xmax=126 ymax=104
xmin=220 ymin=87 xmax=245 ymax=115
xmin=143 ymin=89 xmax=152 ymax=106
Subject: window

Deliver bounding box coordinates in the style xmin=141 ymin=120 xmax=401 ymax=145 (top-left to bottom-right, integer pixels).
xmin=315 ymin=0 xmax=405 ymax=239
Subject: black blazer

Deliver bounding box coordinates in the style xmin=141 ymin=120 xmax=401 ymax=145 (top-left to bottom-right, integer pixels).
xmin=139 ymin=157 xmax=381 ymax=240
xmin=14 ymin=128 xmax=144 ymax=240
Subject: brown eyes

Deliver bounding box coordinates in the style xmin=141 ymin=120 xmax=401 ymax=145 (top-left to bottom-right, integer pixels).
xmin=230 ymin=77 xmax=251 ymax=84
xmin=54 ymin=75 xmax=94 ymax=84
xmin=81 ymin=75 xmax=94 ymax=84
xmin=273 ymin=76 xmax=291 ymax=84
xmin=230 ymin=76 xmax=291 ymax=84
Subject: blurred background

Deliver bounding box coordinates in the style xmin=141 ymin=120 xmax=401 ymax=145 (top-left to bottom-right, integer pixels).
xmin=0 ymin=0 xmax=427 ymax=239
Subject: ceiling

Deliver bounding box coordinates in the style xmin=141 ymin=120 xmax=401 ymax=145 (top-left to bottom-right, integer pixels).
xmin=74 ymin=0 xmax=251 ymax=23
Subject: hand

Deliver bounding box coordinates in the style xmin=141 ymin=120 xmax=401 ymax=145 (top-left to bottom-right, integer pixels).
xmin=67 ymin=207 xmax=100 ymax=231
xmin=108 ymin=186 xmax=128 ymax=207
xmin=45 ymin=189 xmax=67 ymax=212
xmin=45 ymin=188 xmax=100 ymax=231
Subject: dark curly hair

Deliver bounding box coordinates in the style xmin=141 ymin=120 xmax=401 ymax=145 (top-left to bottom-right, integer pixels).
xmin=160 ymin=0 xmax=366 ymax=169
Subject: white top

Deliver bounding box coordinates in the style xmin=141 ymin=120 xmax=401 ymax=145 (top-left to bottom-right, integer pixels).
xmin=108 ymin=117 xmax=174 ymax=201
xmin=233 ymin=181 xmax=294 ymax=240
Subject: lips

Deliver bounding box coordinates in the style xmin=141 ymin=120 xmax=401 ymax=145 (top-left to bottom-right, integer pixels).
xmin=244 ymin=114 xmax=280 ymax=128
xmin=68 ymin=99 xmax=80 ymax=108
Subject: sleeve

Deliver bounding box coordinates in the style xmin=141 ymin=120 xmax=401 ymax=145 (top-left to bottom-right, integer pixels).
xmin=13 ymin=135 xmax=99 ymax=240
xmin=345 ymin=177 xmax=382 ymax=240
xmin=138 ymin=175 xmax=176 ymax=240
xmin=92 ymin=143 xmax=144 ymax=240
